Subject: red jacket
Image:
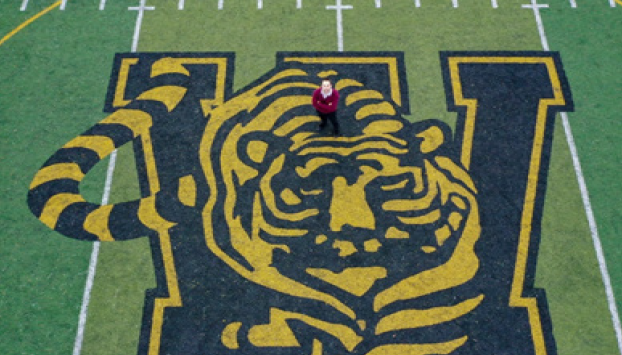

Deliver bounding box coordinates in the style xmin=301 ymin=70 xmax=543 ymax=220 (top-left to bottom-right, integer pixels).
xmin=312 ymin=88 xmax=339 ymax=114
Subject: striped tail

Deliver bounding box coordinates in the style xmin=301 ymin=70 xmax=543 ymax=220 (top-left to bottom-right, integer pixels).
xmin=27 ymin=106 xmax=175 ymax=242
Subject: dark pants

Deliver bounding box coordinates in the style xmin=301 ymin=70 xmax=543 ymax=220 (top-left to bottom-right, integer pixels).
xmin=317 ymin=110 xmax=339 ymax=135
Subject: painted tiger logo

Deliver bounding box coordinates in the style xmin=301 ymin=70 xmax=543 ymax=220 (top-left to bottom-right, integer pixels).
xmin=200 ymin=69 xmax=482 ymax=354
xmin=28 ymin=52 xmax=573 ymax=355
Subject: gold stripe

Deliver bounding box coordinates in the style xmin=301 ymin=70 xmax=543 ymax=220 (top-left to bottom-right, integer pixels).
xmin=0 ymin=1 xmax=61 ymax=48
xmin=30 ymin=163 xmax=84 ymax=190
xmin=356 ymin=102 xmax=396 ymax=120
xmin=39 ymin=193 xmax=85 ymax=229
xmin=298 ymin=142 xmax=407 ymax=156
xmin=178 ymin=175 xmax=197 ymax=207
xmin=136 ymin=86 xmax=188 ymax=112
xmin=375 ymin=294 xmax=484 ymax=334
xmin=101 ymin=109 xmax=153 ymax=138
xmin=83 ymin=205 xmax=115 ymax=241
xmin=345 ymin=89 xmax=384 ymax=106
xmin=62 ymin=135 xmax=116 ymax=159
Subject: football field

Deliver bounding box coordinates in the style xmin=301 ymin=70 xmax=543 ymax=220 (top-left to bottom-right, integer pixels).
xmin=1 ymin=1 xmax=622 ymax=354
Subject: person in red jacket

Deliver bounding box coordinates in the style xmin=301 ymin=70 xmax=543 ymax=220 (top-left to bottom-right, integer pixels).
xmin=312 ymin=79 xmax=340 ymax=135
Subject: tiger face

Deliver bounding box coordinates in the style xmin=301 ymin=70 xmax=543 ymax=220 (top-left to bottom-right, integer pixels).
xmin=201 ymin=73 xmax=481 ymax=320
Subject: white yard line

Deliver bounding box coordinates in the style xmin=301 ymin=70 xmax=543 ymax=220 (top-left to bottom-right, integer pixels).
xmin=375 ymin=0 xmax=382 ymax=8
xmin=326 ymin=0 xmax=352 ymax=52
xmin=297 ymin=0 xmax=302 ymax=9
xmin=20 ymin=0 xmax=29 ymax=11
xmin=258 ymin=0 xmax=263 ymax=9
xmin=523 ymin=1 xmax=622 ymax=353
xmin=414 ymin=0 xmax=421 ymax=7
xmin=522 ymin=0 xmax=549 ymax=50
xmin=452 ymin=0 xmax=459 ymax=8
xmin=72 ymin=0 xmax=152 ymax=352
xmin=569 ymin=0 xmax=577 ymax=8
xmin=561 ymin=113 xmax=622 ymax=354
xmin=99 ymin=0 xmax=107 ymax=10
xmin=218 ymin=0 xmax=224 ymax=9
xmin=60 ymin=0 xmax=67 ymax=10
xmin=610 ymin=0 xmax=617 ymax=8
xmin=178 ymin=0 xmax=185 ymax=10
xmin=492 ymin=0 xmax=498 ymax=8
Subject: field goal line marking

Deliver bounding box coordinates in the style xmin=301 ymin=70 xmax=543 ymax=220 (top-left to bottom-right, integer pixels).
xmin=523 ymin=1 xmax=622 ymax=353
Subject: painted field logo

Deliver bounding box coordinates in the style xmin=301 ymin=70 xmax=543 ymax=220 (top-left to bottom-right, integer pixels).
xmin=27 ymin=52 xmax=572 ymax=354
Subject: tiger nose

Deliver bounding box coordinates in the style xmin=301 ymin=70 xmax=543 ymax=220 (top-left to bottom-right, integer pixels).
xmin=329 ymin=176 xmax=376 ymax=231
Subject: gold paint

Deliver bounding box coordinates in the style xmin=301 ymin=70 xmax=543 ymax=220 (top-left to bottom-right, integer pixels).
xmin=385 ymin=226 xmax=409 ymax=239
xmin=300 ymin=142 xmax=407 ymax=157
xmin=315 ymin=235 xmax=328 ymax=244
xmin=295 ymin=157 xmax=338 ymax=178
xmin=451 ymin=195 xmax=467 ymax=210
xmin=332 ymin=240 xmax=358 ymax=257
xmin=335 ymin=79 xmax=364 ymax=91
xmin=83 ymin=205 xmax=115 ymax=241
xmin=221 ymin=322 xmax=242 ymax=349
xmin=318 ymin=70 xmax=338 ymax=78
xmin=448 ymin=212 xmax=463 ymax=231
xmin=248 ymin=308 xmax=362 ymax=351
xmin=136 ymin=86 xmax=188 ymax=112
xmin=101 ymin=109 xmax=153 ymax=138
xmin=382 ymin=195 xmax=436 ymax=210
xmin=397 ymin=211 xmax=441 ymax=225
xmin=364 ymin=239 xmax=382 ymax=252
xmin=178 ymin=175 xmax=197 ymax=207
xmin=421 ymin=246 xmax=437 ymax=254
xmin=274 ymin=116 xmax=319 ymax=137
xmin=416 ymin=126 xmax=444 ymax=154
xmin=62 ymin=135 xmax=116 ymax=159
xmin=280 ymin=188 xmax=302 ymax=206
xmin=113 ymin=58 xmax=139 ymax=108
xmin=376 ymin=295 xmax=484 ymax=334
xmin=0 ymin=1 xmax=62 ymax=48
xmin=307 ymin=267 xmax=388 ymax=296
xmin=247 ymin=140 xmax=268 ymax=163
xmin=39 ymin=193 xmax=86 ymax=229
xmin=435 ymin=225 xmax=452 ymax=246
xmin=362 ymin=120 xmax=404 ymax=135
xmin=30 ymin=163 xmax=84 ymax=190
xmin=301 ymin=188 xmax=323 ymax=196
xmin=312 ymin=339 xmax=323 ymax=355
xmin=381 ymin=179 xmax=408 ymax=191
xmin=357 ymin=320 xmax=366 ymax=330
xmin=366 ymin=336 xmax=468 ymax=355
xmin=355 ymin=102 xmax=396 ymax=121
xmin=346 ymin=90 xmax=384 ymax=106
xmin=329 ymin=176 xmax=375 ymax=231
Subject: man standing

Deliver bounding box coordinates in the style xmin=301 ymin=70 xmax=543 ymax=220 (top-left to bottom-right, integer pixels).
xmin=312 ymin=79 xmax=340 ymax=135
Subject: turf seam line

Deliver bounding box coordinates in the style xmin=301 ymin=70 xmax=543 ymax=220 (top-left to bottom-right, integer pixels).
xmin=561 ymin=113 xmax=622 ymax=354
xmin=526 ymin=1 xmax=622 ymax=352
